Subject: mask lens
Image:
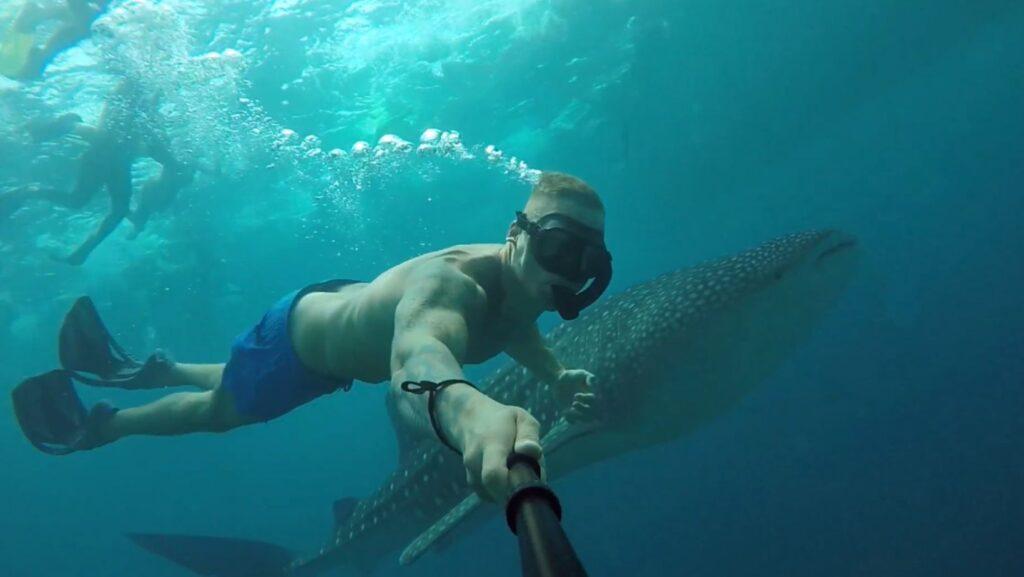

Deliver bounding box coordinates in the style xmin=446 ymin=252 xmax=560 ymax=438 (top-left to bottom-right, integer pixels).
xmin=535 ymin=229 xmax=587 ymax=280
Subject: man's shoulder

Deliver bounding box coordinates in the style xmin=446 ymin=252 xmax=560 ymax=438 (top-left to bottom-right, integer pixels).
xmin=408 ymin=258 xmax=483 ymax=298
xmin=407 ymin=245 xmax=498 ymax=281
xmin=400 ymin=246 xmax=503 ymax=309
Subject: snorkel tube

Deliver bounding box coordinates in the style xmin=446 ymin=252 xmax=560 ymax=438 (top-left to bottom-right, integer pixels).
xmin=505 ymin=453 xmax=589 ymax=577
xmin=551 ymin=254 xmax=612 ymax=320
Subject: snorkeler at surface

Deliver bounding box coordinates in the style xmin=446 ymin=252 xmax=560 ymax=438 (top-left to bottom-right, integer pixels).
xmin=0 ymin=0 xmax=114 ymax=80
xmin=12 ymin=172 xmax=612 ymax=502
xmin=0 ymin=79 xmax=193 ymax=265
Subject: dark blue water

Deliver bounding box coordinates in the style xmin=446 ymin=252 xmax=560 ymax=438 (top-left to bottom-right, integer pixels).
xmin=1 ymin=1 xmax=1021 ymax=575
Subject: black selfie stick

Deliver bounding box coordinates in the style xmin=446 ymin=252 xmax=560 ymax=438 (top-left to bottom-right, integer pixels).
xmin=504 ymin=453 xmax=589 ymax=577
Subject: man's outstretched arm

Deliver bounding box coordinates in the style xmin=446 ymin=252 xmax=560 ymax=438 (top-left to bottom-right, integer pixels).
xmin=388 ymin=266 xmax=543 ymax=501
xmin=505 ymin=323 xmax=564 ymax=383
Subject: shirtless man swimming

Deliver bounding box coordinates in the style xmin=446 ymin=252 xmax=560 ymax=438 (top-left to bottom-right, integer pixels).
xmin=12 ymin=172 xmax=612 ymax=501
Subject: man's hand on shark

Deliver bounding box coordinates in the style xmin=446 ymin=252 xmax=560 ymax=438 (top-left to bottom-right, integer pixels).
xmin=453 ymin=395 xmax=544 ymax=502
xmin=555 ymin=368 xmax=599 ymax=422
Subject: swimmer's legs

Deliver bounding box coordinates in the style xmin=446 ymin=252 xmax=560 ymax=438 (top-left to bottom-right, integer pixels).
xmin=62 ymin=168 xmax=130 ymax=265
xmin=128 ymin=165 xmax=192 ymax=238
xmin=126 ymin=175 xmax=164 ymax=237
xmin=170 ymin=363 xmax=226 ymax=391
xmin=0 ymin=184 xmax=74 ymax=219
xmin=97 ymin=381 xmax=251 ymax=445
xmin=25 ymin=112 xmax=84 ymax=142
xmin=1 ymin=164 xmax=100 ymax=217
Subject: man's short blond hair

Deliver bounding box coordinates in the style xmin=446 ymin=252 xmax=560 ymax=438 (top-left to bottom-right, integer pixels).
xmin=523 ymin=172 xmax=604 ymax=221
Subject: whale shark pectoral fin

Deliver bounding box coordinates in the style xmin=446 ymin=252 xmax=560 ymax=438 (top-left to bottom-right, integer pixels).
xmin=537 ymin=417 xmax=604 ymax=455
xmin=398 ymin=418 xmax=604 ymax=566
xmin=400 ymin=492 xmax=483 ymax=565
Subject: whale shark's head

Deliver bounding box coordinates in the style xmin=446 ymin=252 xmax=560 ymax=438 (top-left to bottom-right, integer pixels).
xmin=526 ymin=230 xmax=860 ymax=470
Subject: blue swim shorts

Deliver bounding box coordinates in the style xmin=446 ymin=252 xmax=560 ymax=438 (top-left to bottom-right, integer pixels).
xmin=221 ymin=279 xmax=358 ymax=422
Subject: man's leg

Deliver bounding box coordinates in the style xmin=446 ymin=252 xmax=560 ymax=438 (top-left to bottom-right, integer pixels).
xmin=97 ymin=382 xmax=251 ymax=444
xmin=109 ymin=361 xmax=226 ymax=392
xmin=126 ymin=174 xmax=162 ymax=237
xmin=1 ymin=155 xmax=101 ymax=219
xmin=129 ymin=151 xmax=193 ymax=238
xmin=168 ymin=362 xmax=225 ymax=391
xmin=61 ymin=165 xmax=130 ymax=265
xmin=3 ymin=135 xmax=108 ymax=221
xmin=25 ymin=112 xmax=83 ymax=142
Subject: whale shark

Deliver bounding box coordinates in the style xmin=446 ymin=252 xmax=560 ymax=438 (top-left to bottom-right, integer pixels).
xmin=129 ymin=229 xmax=860 ymax=576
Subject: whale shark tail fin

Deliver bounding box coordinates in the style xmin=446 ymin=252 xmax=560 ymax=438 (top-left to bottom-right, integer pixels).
xmin=126 ymin=533 xmax=294 ymax=577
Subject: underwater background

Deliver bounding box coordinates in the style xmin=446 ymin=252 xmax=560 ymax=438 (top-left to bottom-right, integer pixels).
xmin=1 ymin=1 xmax=1021 ymax=575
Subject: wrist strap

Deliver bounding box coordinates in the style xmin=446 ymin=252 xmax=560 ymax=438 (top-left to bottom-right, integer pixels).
xmin=400 ymin=379 xmax=478 ymax=455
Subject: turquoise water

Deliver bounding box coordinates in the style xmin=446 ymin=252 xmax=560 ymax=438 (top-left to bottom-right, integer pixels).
xmin=1 ymin=1 xmax=1022 ymax=575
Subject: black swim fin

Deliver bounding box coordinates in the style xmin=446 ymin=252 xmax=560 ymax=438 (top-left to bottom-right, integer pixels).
xmin=58 ymin=296 xmax=173 ymax=389
xmin=10 ymin=370 xmax=116 ymax=455
xmin=127 ymin=533 xmax=294 ymax=577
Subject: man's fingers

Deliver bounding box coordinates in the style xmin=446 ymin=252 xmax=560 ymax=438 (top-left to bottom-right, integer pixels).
xmin=513 ymin=438 xmax=543 ymax=462
xmin=463 ymin=448 xmax=485 ymax=499
xmin=464 ymin=408 xmax=547 ymax=502
xmin=569 ymin=408 xmax=595 ymax=422
xmin=513 ymin=411 xmax=541 ymax=454
xmin=513 ymin=411 xmax=545 ymax=481
xmin=480 ymin=446 xmax=511 ymax=502
xmin=574 ymin=390 xmax=599 ymax=417
xmin=466 ymin=468 xmax=485 ymax=499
